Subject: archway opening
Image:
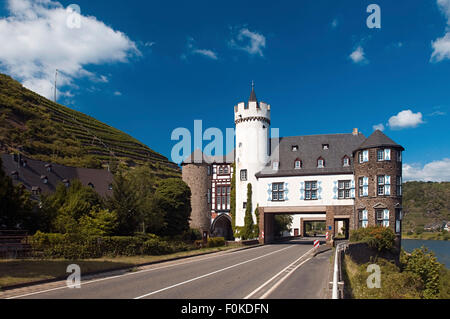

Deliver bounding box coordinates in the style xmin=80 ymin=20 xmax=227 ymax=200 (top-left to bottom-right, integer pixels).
xmin=211 ymin=214 xmax=233 ymax=241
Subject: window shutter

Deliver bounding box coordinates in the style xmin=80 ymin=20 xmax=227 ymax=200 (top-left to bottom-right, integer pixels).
xmin=385 ymin=175 xmax=391 ymax=195
xmin=332 ymin=181 xmax=338 ymax=199
xmin=384 ymin=148 xmax=391 ymax=160
xmin=318 ymin=181 xmax=322 ymax=200
xmin=350 ymin=188 xmax=355 ymax=198
xmin=300 ymin=181 xmax=305 ymax=200
xmin=383 ymin=209 xmax=390 ymax=220
xmin=284 ymin=183 xmax=289 ymax=201
xmin=267 ymin=183 xmax=272 ymax=201
xmin=363 ymin=150 xmax=369 ymax=162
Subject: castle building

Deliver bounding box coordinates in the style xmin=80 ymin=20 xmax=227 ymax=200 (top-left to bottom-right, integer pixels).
xmin=182 ymin=86 xmax=404 ymax=244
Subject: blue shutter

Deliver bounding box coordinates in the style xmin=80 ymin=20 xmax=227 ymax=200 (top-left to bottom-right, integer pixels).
xmin=267 ymin=183 xmax=272 ymax=201
xmin=318 ymin=181 xmax=323 ymax=200
xmin=299 ymin=181 xmax=305 ymax=200
xmin=332 ymin=181 xmax=338 ymax=199
xmin=284 ymin=182 xmax=289 ymax=201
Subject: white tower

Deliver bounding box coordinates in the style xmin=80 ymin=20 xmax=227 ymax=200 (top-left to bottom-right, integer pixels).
xmin=234 ymin=83 xmax=271 ymax=229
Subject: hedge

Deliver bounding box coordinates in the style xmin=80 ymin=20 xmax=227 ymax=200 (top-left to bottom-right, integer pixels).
xmin=29 ymin=231 xmax=192 ymax=259
xmin=207 ymin=237 xmax=225 ymax=248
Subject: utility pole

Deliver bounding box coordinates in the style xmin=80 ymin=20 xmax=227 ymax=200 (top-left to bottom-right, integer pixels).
xmin=54 ymin=69 xmax=58 ymax=103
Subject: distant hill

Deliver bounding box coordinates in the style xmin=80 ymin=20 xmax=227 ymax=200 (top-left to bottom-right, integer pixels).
xmin=403 ymin=181 xmax=450 ymax=232
xmin=0 ymin=73 xmax=179 ymax=177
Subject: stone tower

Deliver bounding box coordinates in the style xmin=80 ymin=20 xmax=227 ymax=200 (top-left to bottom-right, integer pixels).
xmin=234 ymin=84 xmax=271 ymax=228
xmin=181 ymin=150 xmax=212 ymax=236
xmin=353 ymin=130 xmax=404 ymax=248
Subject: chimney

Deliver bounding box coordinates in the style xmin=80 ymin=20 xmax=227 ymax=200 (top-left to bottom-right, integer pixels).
xmin=352 ymin=128 xmax=359 ymax=136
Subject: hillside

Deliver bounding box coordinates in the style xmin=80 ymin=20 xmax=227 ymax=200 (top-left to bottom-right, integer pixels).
xmin=402 ymin=181 xmax=450 ymax=233
xmin=0 ymin=73 xmax=179 ymax=176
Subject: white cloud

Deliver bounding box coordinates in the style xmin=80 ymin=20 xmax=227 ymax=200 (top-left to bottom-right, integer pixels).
xmin=183 ymin=37 xmax=218 ymax=60
xmin=372 ymin=123 xmax=385 ymax=131
xmin=403 ymin=158 xmax=450 ymax=182
xmin=349 ymin=46 xmax=367 ymax=64
xmin=113 ymin=91 xmax=122 ymax=96
xmin=229 ymin=28 xmax=266 ymax=57
xmin=388 ymin=110 xmax=424 ymax=129
xmin=331 ymin=18 xmax=339 ymax=29
xmin=0 ymin=0 xmax=140 ymax=99
xmin=431 ymin=0 xmax=450 ymax=62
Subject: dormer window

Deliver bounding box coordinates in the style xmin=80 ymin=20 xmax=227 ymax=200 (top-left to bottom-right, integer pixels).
xmin=108 ymin=184 xmax=113 ymax=191
xmin=11 ymin=171 xmax=19 ymax=180
xmin=45 ymin=164 xmax=52 ymax=172
xmin=317 ymin=158 xmax=325 ymax=168
xmin=342 ymin=156 xmax=350 ymax=167
xmin=32 ymin=186 xmax=41 ymax=195
xmin=322 ymin=144 xmax=329 ymax=150
xmin=22 ymin=160 xmax=27 ymax=168
xmin=292 ymin=145 xmax=298 ymax=152
xmin=294 ymin=159 xmax=302 ymax=169
xmin=273 ymin=161 xmax=279 ymax=170
xmin=88 ymin=182 xmax=95 ymax=189
xmin=41 ymin=175 xmax=48 ymax=184
xmin=62 ymin=179 xmax=70 ymax=188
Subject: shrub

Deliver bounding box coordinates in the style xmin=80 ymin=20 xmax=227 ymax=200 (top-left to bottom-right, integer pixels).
xmin=207 ymin=237 xmax=225 ymax=248
xmin=349 ymin=226 xmax=396 ymax=252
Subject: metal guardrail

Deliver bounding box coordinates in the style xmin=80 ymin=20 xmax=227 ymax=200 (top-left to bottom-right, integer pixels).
xmin=332 ymin=241 xmax=348 ymax=299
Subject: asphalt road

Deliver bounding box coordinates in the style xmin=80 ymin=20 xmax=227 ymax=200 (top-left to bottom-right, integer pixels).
xmin=11 ymin=238 xmax=332 ymax=299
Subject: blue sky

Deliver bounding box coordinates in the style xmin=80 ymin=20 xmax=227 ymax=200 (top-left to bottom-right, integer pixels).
xmin=0 ymin=0 xmax=449 ymax=181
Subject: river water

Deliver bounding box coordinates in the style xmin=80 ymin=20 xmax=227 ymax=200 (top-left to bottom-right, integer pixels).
xmin=402 ymin=239 xmax=450 ymax=268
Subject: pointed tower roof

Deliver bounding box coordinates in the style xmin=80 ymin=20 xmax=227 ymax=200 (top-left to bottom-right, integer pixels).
xmin=355 ymin=130 xmax=404 ymax=151
xmin=249 ymin=81 xmax=257 ymax=102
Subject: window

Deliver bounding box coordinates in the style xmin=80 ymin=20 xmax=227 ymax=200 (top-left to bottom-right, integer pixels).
xmin=377 ymin=149 xmax=384 ymax=161
xmin=343 ymin=156 xmax=350 ymax=167
xmin=305 ymin=181 xmax=318 ymax=200
xmin=207 ymin=166 xmax=211 ymax=176
xmin=358 ymin=209 xmax=368 ymax=228
xmin=377 ymin=176 xmax=385 ymax=196
xmin=322 ymin=144 xmax=329 ymax=150
xmin=224 ymin=166 xmax=229 ymax=174
xmin=359 ymin=150 xmax=369 ymax=163
xmin=292 ymin=145 xmax=298 ymax=151
xmin=396 ymin=176 xmax=402 ymax=196
xmin=359 ymin=177 xmax=369 ymax=197
xmin=215 ymin=185 xmax=230 ymax=210
xmin=317 ymin=158 xmax=325 ymax=168
xmin=397 ymin=150 xmax=402 ymax=162
xmin=395 ymin=208 xmax=402 ymax=233
xmin=272 ymin=183 xmax=285 ymax=201
xmin=207 ymin=189 xmax=211 ymax=204
xmin=273 ymin=162 xmax=279 ymax=170
xmin=376 ymin=209 xmax=390 ymax=227
xmin=240 ymin=169 xmax=247 ymax=181
xmin=294 ymin=159 xmax=302 ymax=169
xmin=338 ymin=180 xmax=351 ymax=199
xmin=377 ymin=149 xmax=391 ymax=161
xmin=377 ymin=175 xmax=391 ymax=196
xmin=243 ymin=202 xmax=247 ymax=209
xmin=108 ymin=184 xmax=113 ymax=190
xmin=88 ymin=182 xmax=94 ymax=189
xmin=41 ymin=176 xmax=48 ymax=184
xmin=219 ymin=166 xmax=223 ymax=174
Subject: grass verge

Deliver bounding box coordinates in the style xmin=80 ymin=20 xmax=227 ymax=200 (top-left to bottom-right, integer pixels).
xmin=0 ymin=243 xmax=244 ymax=289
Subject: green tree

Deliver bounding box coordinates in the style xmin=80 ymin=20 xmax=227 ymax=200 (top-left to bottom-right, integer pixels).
xmin=0 ymin=157 xmax=34 ymax=230
xmin=107 ymin=172 xmax=140 ymax=235
xmin=241 ymin=183 xmax=254 ymax=240
xmin=230 ymin=163 xmax=236 ymax=235
xmin=274 ymin=215 xmax=293 ymax=237
xmin=78 ymin=208 xmax=118 ymax=237
xmin=403 ymin=247 xmax=441 ymax=299
xmin=152 ymin=178 xmax=191 ymax=237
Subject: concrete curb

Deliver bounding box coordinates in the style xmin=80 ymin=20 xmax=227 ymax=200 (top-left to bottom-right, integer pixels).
xmin=0 ymin=244 xmax=262 ymax=292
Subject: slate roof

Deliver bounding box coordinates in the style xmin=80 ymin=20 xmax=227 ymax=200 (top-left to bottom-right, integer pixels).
xmin=255 ymin=133 xmax=367 ymax=178
xmin=354 ymin=129 xmax=404 ymax=152
xmin=1 ymin=154 xmax=114 ymax=197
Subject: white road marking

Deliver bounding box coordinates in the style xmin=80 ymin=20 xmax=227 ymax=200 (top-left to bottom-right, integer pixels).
xmin=244 ymin=247 xmax=315 ymax=299
xmin=133 ymin=245 xmax=296 ymax=299
xmin=6 ymin=244 xmax=271 ymax=299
